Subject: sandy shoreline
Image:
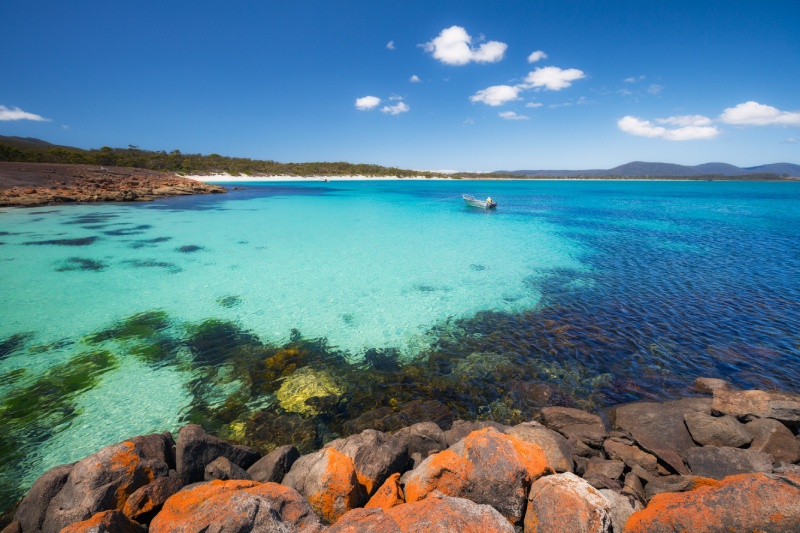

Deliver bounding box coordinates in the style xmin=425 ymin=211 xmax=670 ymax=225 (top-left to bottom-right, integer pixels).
xmin=183 ymin=173 xmax=453 ymax=182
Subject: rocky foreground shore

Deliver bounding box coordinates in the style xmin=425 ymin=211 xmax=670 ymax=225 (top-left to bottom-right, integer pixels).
xmin=0 ymin=163 xmax=226 ymax=207
xmin=3 ymin=377 xmax=800 ymax=533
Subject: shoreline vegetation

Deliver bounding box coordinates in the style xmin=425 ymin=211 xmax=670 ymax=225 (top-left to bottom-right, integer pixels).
xmin=2 ymin=377 xmax=799 ymax=532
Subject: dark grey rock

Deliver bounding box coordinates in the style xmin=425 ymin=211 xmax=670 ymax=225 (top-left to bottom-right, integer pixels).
xmin=392 ymin=421 xmax=447 ymax=458
xmin=325 ymin=429 xmax=408 ymax=499
xmin=582 ymin=471 xmax=623 ymax=491
xmin=175 ymin=424 xmax=260 ymax=484
xmin=584 ymin=459 xmax=625 ymax=481
xmin=644 ymin=475 xmax=698 ymax=501
xmin=541 ymin=407 xmax=608 ymax=448
xmin=204 ymin=456 xmax=251 ymax=481
xmin=122 ymin=473 xmax=183 ymax=524
xmin=684 ymin=446 xmax=774 ymax=480
xmin=0 ymin=522 xmax=21 ymax=533
xmin=14 ymin=463 xmax=74 ymax=533
xmin=684 ymin=412 xmax=752 ymax=447
xmin=282 ymin=449 xmax=325 ymax=496
xmin=507 ymin=422 xmax=575 ymax=473
xmin=41 ymin=440 xmax=169 ymax=533
xmin=711 ymin=388 xmax=800 ymax=423
xmin=622 ymin=472 xmax=645 ymax=503
xmin=630 ymin=464 xmax=656 ymax=484
xmin=443 ymin=420 xmax=510 ymax=447
xmin=128 ymin=432 xmax=176 ymax=470
xmin=745 ymin=418 xmax=800 ymax=463
xmin=600 ymin=489 xmax=642 ymax=533
xmin=603 ymin=437 xmax=659 ymax=473
xmin=610 ymin=398 xmax=710 ymax=475
xmin=246 ymin=445 xmax=300 ymax=483
xmin=61 ymin=510 xmax=144 ymax=532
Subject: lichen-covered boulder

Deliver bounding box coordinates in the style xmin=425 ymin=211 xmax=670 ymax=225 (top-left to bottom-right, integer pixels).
xmin=247 ymin=444 xmax=300 ymax=483
xmin=623 ymin=473 xmax=800 ymax=532
xmin=325 ymin=429 xmax=408 ymax=498
xmin=175 ymin=424 xmax=260 ymax=484
xmin=41 ymin=440 xmax=169 ymax=532
xmin=365 ymin=472 xmax=405 ymax=510
xmin=59 ymin=510 xmax=143 ymax=533
xmin=386 ymin=491 xmax=514 ymax=533
xmin=282 ymin=447 xmax=363 ymax=524
xmin=14 ymin=463 xmax=74 ymax=532
xmin=149 ymin=480 xmax=321 ymax=532
xmin=507 ymin=422 xmax=575 ymax=473
xmin=122 ymin=473 xmax=183 ymax=524
xmin=524 ymin=472 xmax=611 ymax=533
xmin=326 ymin=508 xmax=402 ymax=533
xmin=392 ymin=421 xmax=447 ymax=458
xmin=443 ymin=420 xmax=510 ymax=447
xmin=401 ymin=427 xmax=552 ymax=527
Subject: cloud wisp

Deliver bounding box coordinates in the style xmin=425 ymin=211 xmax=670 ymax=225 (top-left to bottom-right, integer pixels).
xmin=409 ymin=75 xmax=421 ymax=83
xmin=524 ymin=67 xmax=586 ymax=91
xmin=719 ymin=101 xmax=800 ymax=126
xmin=386 ymin=40 xmax=395 ymax=50
xmin=498 ymin=111 xmax=529 ymax=120
xmin=355 ymin=96 xmax=382 ymax=110
xmin=527 ymin=50 xmax=547 ymax=63
xmin=381 ymin=101 xmax=410 ymax=115
xmin=469 ymin=85 xmax=521 ymax=106
xmin=617 ymin=115 xmax=719 ymax=141
xmin=0 ymin=105 xmax=50 ymax=122
xmin=423 ymin=26 xmax=507 ymax=65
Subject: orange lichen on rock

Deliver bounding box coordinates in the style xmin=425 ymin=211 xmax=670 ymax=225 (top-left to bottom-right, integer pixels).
xmin=401 ymin=449 xmax=472 ymax=503
xmin=60 ymin=510 xmax=142 ymax=533
xmin=524 ymin=472 xmax=611 ymax=533
xmin=623 ymin=472 xmax=800 ymax=533
xmin=386 ymin=491 xmax=514 ymax=533
xmin=365 ymin=473 xmax=405 ymax=510
xmin=108 ymin=442 xmax=157 ymax=509
xmin=305 ymin=448 xmax=362 ymax=524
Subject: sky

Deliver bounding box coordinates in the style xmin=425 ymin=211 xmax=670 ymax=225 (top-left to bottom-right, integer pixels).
xmin=2 ymin=0 xmax=799 ymax=171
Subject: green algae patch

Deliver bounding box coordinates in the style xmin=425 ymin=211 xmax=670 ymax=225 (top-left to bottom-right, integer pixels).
xmin=84 ymin=310 xmax=171 ymax=344
xmin=0 ymin=332 xmax=34 ymax=360
xmin=276 ymin=367 xmax=345 ymax=416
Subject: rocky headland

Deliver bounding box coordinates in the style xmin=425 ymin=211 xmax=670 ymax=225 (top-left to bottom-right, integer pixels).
xmin=3 ymin=377 xmax=800 ymax=533
xmin=0 ymin=163 xmax=226 ymax=207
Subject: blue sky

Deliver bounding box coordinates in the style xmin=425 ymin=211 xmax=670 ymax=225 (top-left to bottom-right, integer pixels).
xmin=2 ymin=0 xmax=799 ymax=171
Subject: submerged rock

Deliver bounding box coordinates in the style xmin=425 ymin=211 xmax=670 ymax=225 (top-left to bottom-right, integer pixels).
xmin=276 ymin=367 xmax=345 ymax=416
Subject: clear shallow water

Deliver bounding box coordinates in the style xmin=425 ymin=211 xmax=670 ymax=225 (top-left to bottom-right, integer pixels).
xmin=1 ymin=180 xmax=799 ymax=511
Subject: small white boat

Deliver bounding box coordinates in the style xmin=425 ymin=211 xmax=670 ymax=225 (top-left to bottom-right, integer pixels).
xmin=463 ymin=194 xmax=497 ymax=209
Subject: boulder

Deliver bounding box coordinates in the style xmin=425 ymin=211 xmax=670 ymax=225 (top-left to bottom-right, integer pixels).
xmin=643 ymin=475 xmax=717 ymax=501
xmin=327 ymin=508 xmax=402 ymax=533
xmin=623 ymin=473 xmax=800 ymax=532
xmin=603 ymin=438 xmax=658 ymax=474
xmin=711 ymin=388 xmax=800 ymax=423
xmin=175 ymin=424 xmax=260 ymax=484
xmin=600 ymin=489 xmax=642 ymax=533
xmin=746 ymin=418 xmax=800 ymax=463
xmin=203 ymin=456 xmax=251 ymax=481
xmin=283 ymin=447 xmax=363 ymax=524
xmin=401 ymin=427 xmax=552 ymax=527
xmin=365 ymin=472 xmax=405 ymax=510
xmin=524 ymin=472 xmax=612 ymax=533
xmin=149 ymin=480 xmax=321 ymax=532
xmin=392 ymin=422 xmax=447 ymax=458
xmin=507 ymin=422 xmax=575 ymax=473
xmin=610 ymin=398 xmax=710 ymax=475
xmin=59 ymin=510 xmax=143 ymax=533
xmin=386 ymin=491 xmax=515 ymax=533
xmin=541 ymin=407 xmax=608 ymax=448
xmin=583 ymin=459 xmax=625 ymax=490
xmin=128 ymin=432 xmax=176 ymax=470
xmin=693 ymin=377 xmax=731 ymax=394
xmin=41 ymin=440 xmax=169 ymax=533
xmin=246 ymin=444 xmax=300 ymax=483
xmin=684 ymin=446 xmax=774 ymax=480
xmin=0 ymin=522 xmax=21 ymax=533
xmin=683 ymin=412 xmax=752 ymax=447
xmin=14 ymin=463 xmax=74 ymax=533
xmin=121 ymin=473 xmax=183 ymax=524
xmin=622 ymin=472 xmax=645 ymax=503
xmin=325 ymin=429 xmax=408 ymax=498
xmin=443 ymin=420 xmax=510 ymax=447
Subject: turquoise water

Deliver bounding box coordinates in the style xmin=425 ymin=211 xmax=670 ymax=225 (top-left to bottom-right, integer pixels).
xmin=1 ymin=179 xmax=800 ymax=511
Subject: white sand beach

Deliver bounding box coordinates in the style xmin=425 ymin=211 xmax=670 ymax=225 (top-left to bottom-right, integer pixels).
xmin=184 ymin=173 xmax=454 ymax=182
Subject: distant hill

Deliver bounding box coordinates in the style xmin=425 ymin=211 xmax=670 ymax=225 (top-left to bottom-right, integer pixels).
xmin=502 ymin=161 xmax=800 ymax=178
xmin=0 ymin=135 xmax=85 ymax=152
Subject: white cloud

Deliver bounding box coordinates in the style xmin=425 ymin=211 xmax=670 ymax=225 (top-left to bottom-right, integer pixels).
xmin=422 ymin=26 xmax=507 ymax=65
xmin=656 ymin=115 xmax=713 ymax=127
xmin=525 ymin=102 xmax=543 ymax=108
xmin=647 ymin=84 xmax=663 ymax=95
xmin=381 ymin=101 xmax=410 ymax=115
xmin=388 ymin=95 xmax=403 ymax=101
xmin=498 ymin=111 xmax=529 ymax=120
xmin=0 ymin=105 xmax=50 ymax=122
xmin=409 ymin=75 xmax=421 ymax=83
xmin=527 ymin=50 xmax=547 ymax=63
xmin=617 ymin=115 xmax=719 ymax=141
xmin=624 ymin=75 xmax=645 ymax=83
xmin=719 ymin=101 xmax=800 ymax=126
xmin=387 ymin=40 xmax=395 ymax=50
xmin=469 ymin=85 xmax=521 ymax=106
xmin=355 ymin=96 xmax=381 ymax=110
xmin=524 ymin=66 xmax=585 ymax=91
xmin=784 ymin=137 xmax=797 ymax=144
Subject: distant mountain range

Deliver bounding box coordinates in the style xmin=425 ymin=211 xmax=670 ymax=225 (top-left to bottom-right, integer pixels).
xmin=498 ymin=161 xmax=800 ymax=178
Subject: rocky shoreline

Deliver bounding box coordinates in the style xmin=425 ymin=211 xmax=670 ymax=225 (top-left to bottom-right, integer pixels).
xmin=3 ymin=377 xmax=800 ymax=532
xmin=0 ymin=163 xmax=226 ymax=207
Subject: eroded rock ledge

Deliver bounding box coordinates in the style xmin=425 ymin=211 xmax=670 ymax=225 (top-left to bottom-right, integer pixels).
xmin=4 ymin=377 xmax=800 ymax=533
xmin=0 ymin=162 xmax=225 ymax=207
